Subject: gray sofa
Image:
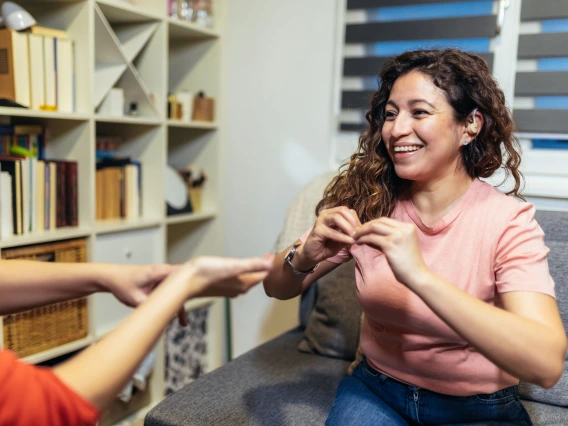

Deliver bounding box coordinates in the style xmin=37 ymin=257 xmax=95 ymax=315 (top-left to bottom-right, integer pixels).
xmin=146 ymin=175 xmax=568 ymax=426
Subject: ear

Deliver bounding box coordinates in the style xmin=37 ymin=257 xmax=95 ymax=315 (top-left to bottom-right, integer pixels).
xmin=464 ymin=109 xmax=484 ymax=144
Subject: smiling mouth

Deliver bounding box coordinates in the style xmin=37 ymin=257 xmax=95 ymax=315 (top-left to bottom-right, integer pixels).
xmin=393 ymin=146 xmax=423 ymax=153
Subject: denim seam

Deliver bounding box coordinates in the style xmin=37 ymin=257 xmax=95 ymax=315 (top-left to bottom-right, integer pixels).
xmin=473 ymin=394 xmax=516 ymax=405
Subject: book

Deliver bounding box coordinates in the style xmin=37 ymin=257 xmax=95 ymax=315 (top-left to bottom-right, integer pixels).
xmin=0 ymin=29 xmax=30 ymax=107
xmin=43 ymin=36 xmax=57 ymax=111
xmin=28 ymin=33 xmax=46 ymax=110
xmin=0 ymin=172 xmax=13 ymax=238
xmin=30 ymin=25 xmax=68 ymax=40
xmin=55 ymin=38 xmax=74 ymax=113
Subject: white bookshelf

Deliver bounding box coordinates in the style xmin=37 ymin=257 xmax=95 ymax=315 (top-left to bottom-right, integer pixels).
xmin=0 ymin=0 xmax=225 ymax=424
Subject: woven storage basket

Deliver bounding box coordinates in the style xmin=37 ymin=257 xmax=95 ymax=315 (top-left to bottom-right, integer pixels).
xmin=2 ymin=239 xmax=88 ymax=358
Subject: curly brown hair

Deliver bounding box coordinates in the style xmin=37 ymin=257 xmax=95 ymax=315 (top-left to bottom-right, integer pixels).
xmin=317 ymin=48 xmax=524 ymax=223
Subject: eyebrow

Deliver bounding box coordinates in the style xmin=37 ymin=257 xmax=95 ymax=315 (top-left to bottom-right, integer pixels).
xmin=386 ymin=99 xmax=436 ymax=108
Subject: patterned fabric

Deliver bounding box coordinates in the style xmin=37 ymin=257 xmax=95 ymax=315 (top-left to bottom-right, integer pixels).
xmin=165 ymin=305 xmax=210 ymax=395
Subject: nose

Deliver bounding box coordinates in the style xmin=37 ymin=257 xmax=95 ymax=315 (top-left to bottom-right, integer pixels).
xmin=389 ymin=112 xmax=412 ymax=139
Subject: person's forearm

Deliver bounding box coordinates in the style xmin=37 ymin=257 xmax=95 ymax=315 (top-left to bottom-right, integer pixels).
xmin=413 ymin=271 xmax=566 ymax=388
xmin=263 ymin=244 xmax=315 ymax=300
xmin=54 ymin=266 xmax=195 ymax=412
xmin=0 ymin=260 xmax=107 ymax=315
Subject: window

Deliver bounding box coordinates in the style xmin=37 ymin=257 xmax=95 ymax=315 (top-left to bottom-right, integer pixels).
xmin=332 ymin=0 xmax=568 ymax=201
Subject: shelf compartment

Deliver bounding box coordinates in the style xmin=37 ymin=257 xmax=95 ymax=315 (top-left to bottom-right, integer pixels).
xmin=96 ymin=121 xmax=165 ymax=221
xmin=94 ymin=4 xmax=160 ymax=117
xmin=94 ymin=64 xmax=129 ymax=108
xmin=23 ymin=1 xmax=92 ymax=114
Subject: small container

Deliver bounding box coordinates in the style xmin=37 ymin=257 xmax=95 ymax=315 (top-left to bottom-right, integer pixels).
xmin=192 ymin=91 xmax=214 ymax=122
xmin=188 ymin=187 xmax=202 ymax=212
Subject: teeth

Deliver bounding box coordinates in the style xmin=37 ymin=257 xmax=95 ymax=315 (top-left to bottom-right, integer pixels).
xmin=394 ymin=146 xmax=422 ymax=152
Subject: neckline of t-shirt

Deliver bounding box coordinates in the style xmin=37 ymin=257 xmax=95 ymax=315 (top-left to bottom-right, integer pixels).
xmin=402 ymin=178 xmax=481 ymax=234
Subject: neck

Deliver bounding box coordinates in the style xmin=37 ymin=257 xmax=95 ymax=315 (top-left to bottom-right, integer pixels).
xmin=410 ymin=171 xmax=473 ymax=221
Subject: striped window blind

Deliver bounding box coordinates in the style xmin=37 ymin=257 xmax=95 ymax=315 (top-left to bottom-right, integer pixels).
xmin=340 ymin=0 xmax=500 ymax=133
xmin=514 ymin=0 xmax=568 ymax=149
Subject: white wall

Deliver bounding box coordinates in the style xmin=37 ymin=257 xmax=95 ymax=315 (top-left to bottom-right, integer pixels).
xmin=222 ymin=0 xmax=339 ymax=357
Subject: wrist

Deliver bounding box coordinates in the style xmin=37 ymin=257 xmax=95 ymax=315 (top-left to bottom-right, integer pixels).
xmin=292 ymin=244 xmax=319 ymax=271
xmin=175 ymin=262 xmax=203 ymax=300
xmin=91 ymin=263 xmax=115 ymax=294
xmin=409 ymin=268 xmax=436 ymax=293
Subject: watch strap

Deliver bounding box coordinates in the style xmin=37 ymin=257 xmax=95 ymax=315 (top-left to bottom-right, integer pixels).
xmin=284 ymin=243 xmax=320 ymax=276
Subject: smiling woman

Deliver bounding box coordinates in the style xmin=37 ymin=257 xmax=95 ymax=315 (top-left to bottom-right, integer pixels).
xmin=263 ymin=48 xmax=566 ymax=426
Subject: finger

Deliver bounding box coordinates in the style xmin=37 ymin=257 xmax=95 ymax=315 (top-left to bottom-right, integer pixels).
xmin=337 ymin=208 xmax=362 ymax=229
xmin=178 ymin=308 xmax=188 ymax=327
xmin=375 ymin=217 xmax=401 ymax=228
xmin=353 ymin=221 xmax=392 ymax=240
xmin=321 ymin=214 xmax=356 ymax=237
xmin=318 ymin=226 xmax=355 ymax=245
xmin=356 ymin=234 xmax=386 ymax=250
xmin=228 ymin=256 xmax=274 ymax=276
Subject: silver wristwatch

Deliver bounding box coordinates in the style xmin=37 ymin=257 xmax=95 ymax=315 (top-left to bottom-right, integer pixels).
xmin=284 ymin=243 xmax=320 ymax=276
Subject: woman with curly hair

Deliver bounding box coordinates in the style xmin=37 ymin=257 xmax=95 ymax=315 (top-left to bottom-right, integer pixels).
xmin=264 ymin=48 xmax=566 ymax=425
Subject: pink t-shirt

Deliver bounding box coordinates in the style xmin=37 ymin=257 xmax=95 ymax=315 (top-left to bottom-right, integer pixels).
xmin=301 ymin=178 xmax=555 ymax=396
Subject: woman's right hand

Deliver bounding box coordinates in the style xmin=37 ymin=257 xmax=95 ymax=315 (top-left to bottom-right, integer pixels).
xmin=300 ymin=207 xmax=361 ymax=265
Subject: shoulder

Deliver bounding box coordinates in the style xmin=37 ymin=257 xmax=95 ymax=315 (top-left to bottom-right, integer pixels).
xmin=473 ymin=180 xmax=532 ymax=227
xmin=473 ymin=181 xmax=543 ymax=246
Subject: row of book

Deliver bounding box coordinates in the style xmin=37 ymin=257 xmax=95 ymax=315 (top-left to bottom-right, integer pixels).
xmin=96 ymin=159 xmax=142 ymax=221
xmin=0 ymin=157 xmax=78 ymax=238
xmin=0 ymin=26 xmax=74 ymax=112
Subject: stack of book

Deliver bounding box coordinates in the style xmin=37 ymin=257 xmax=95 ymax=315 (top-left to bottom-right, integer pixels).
xmin=96 ymin=158 xmax=142 ymax=221
xmin=0 ymin=26 xmax=74 ymax=112
xmin=0 ymin=125 xmax=78 ymax=238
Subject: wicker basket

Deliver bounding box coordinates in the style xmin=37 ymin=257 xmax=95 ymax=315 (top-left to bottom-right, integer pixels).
xmin=2 ymin=239 xmax=89 ymax=358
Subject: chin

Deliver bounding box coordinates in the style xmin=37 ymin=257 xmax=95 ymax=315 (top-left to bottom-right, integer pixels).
xmin=393 ymin=165 xmax=423 ymax=181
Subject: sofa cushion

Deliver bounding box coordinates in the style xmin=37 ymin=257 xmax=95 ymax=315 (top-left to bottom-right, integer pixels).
xmin=145 ymin=328 xmax=350 ymax=426
xmin=273 ymin=173 xmax=334 ymax=328
xmin=522 ymin=400 xmax=568 ymax=426
xmin=297 ymin=260 xmax=361 ymax=361
xmin=518 ymin=211 xmax=568 ymax=407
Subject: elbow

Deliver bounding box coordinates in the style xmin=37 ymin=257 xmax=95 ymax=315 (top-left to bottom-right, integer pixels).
xmin=537 ymin=365 xmax=563 ymax=389
xmin=263 ymin=281 xmax=275 ymax=298
xmin=536 ymin=339 xmax=567 ymax=389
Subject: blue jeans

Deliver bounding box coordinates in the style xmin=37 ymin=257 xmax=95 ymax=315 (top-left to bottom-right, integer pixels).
xmin=325 ymin=358 xmax=533 ymax=426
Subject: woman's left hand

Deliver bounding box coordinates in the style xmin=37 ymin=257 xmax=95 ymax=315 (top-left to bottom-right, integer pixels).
xmin=101 ymin=264 xmax=180 ymax=307
xmin=353 ymin=217 xmax=430 ymax=289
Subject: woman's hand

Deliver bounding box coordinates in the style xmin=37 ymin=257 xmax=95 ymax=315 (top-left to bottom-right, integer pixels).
xmin=102 ymin=264 xmax=180 ymax=307
xmin=353 ymin=217 xmax=430 ymax=288
xmin=301 ymin=207 xmax=361 ymax=265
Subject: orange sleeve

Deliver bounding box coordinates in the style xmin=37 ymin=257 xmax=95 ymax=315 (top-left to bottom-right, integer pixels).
xmin=0 ymin=350 xmax=99 ymax=426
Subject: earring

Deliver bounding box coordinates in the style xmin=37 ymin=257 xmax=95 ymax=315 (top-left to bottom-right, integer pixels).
xmin=462 ymin=139 xmax=468 ymax=146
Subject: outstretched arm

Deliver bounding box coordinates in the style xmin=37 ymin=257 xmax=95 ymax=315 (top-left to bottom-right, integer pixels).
xmin=0 ymin=260 xmax=174 ymax=316
xmin=54 ymin=255 xmax=273 ymax=412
